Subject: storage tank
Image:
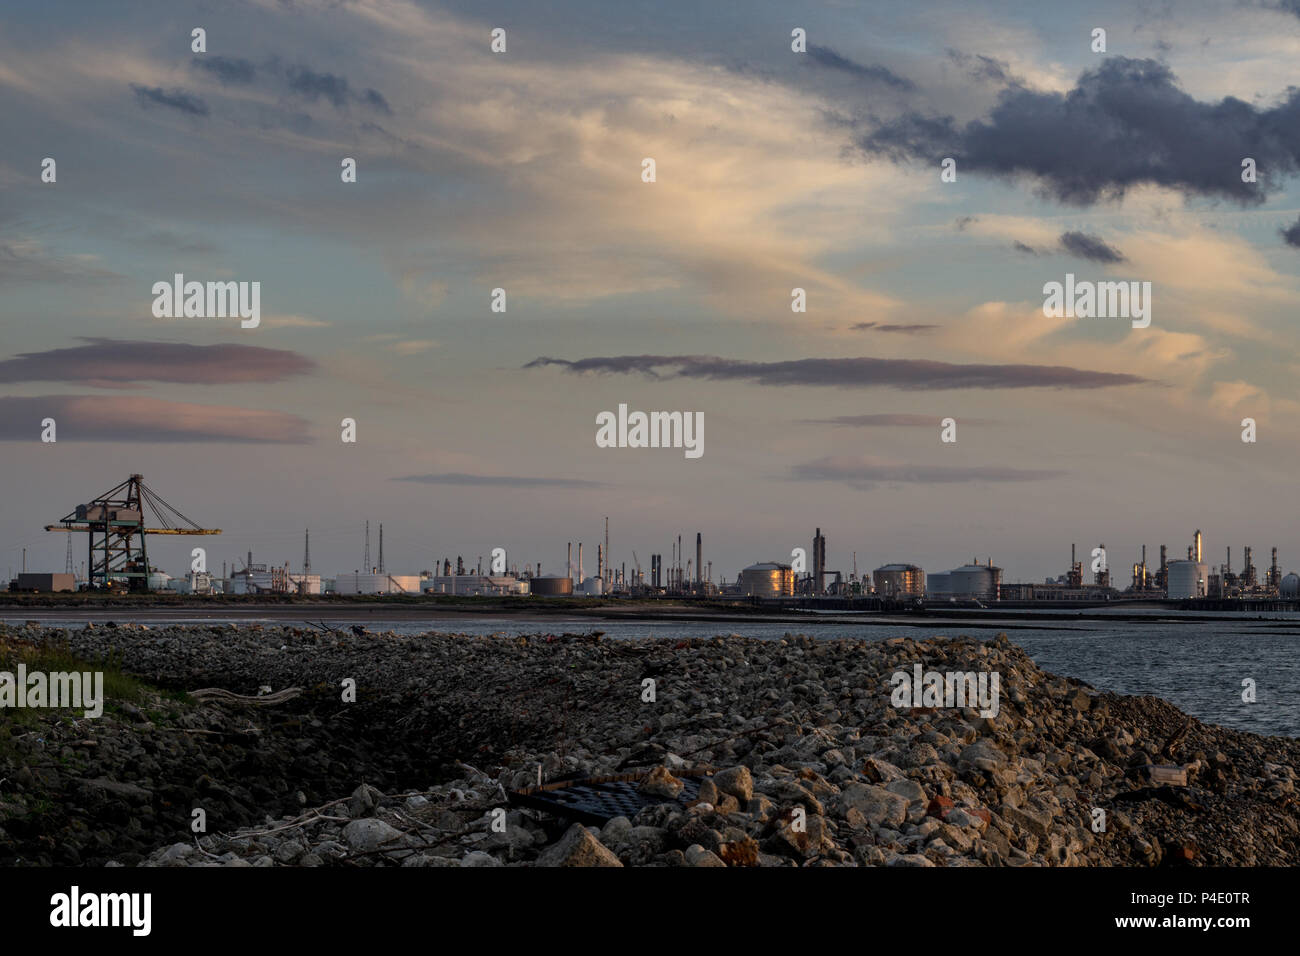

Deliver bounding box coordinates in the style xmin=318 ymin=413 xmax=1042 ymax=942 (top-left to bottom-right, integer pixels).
xmin=873 ymin=563 xmax=925 ymax=597
xmin=1167 ymin=560 xmax=1209 ymax=599
xmin=529 ymin=576 xmax=574 ymax=597
xmin=1281 ymin=573 xmax=1300 ymax=598
xmin=738 ymin=562 xmax=794 ymax=597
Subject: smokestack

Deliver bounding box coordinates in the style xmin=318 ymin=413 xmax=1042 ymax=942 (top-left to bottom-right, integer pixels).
xmin=578 ymin=542 xmax=583 ymax=582
xmin=696 ymin=532 xmax=702 ymax=586
xmin=567 ymin=542 xmax=572 ymax=582
xmin=597 ymin=544 xmax=603 ymax=583
xmin=605 ymin=517 xmax=610 ymax=586
xmin=1194 ymin=529 xmax=1202 ymax=563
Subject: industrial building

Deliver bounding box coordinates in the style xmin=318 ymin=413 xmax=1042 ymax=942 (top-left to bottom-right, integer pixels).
xmin=421 ymin=575 xmax=529 ymax=596
xmin=873 ymin=563 xmax=925 ymax=598
xmin=738 ymin=562 xmax=795 ymax=598
xmin=927 ymin=561 xmax=1002 ymax=601
xmin=334 ymin=572 xmax=422 ymax=595
xmin=10 ymin=572 xmax=75 ymax=593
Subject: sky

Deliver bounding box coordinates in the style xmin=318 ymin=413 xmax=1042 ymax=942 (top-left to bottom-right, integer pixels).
xmin=3 ymin=0 xmax=1300 ymax=585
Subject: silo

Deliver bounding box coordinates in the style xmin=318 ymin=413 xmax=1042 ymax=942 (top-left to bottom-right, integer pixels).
xmin=530 ymin=576 xmax=574 ymax=597
xmin=1167 ymin=560 xmax=1208 ymax=599
xmin=738 ymin=562 xmax=794 ymax=597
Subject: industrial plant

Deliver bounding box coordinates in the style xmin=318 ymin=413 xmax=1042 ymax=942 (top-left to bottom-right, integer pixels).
xmin=6 ymin=482 xmax=1298 ymax=610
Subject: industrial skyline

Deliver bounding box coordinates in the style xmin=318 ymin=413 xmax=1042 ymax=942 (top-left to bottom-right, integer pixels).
xmin=5 ymin=1 xmax=1300 ymax=591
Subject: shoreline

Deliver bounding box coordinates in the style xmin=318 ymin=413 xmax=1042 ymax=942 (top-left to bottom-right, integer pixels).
xmin=2 ymin=622 xmax=1297 ymax=867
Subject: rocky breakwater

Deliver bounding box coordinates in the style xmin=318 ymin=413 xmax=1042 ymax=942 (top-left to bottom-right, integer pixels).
xmin=5 ymin=623 xmax=1297 ymax=866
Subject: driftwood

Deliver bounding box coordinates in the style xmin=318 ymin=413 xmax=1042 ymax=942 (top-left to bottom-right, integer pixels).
xmin=189 ymin=687 xmax=303 ymax=705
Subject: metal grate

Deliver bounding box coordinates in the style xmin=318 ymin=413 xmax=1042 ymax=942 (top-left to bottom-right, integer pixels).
xmin=508 ymin=771 xmax=709 ymax=826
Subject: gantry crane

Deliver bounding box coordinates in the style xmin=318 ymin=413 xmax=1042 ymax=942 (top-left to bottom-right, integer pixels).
xmin=45 ymin=474 xmax=221 ymax=592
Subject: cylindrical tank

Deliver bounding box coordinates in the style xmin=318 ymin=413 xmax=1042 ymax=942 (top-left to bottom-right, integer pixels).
xmin=1281 ymin=573 xmax=1300 ymax=598
xmin=1167 ymin=560 xmax=1208 ymax=599
xmin=529 ymin=576 xmax=574 ymax=597
xmin=873 ymin=564 xmax=925 ymax=597
xmin=738 ymin=562 xmax=794 ymax=597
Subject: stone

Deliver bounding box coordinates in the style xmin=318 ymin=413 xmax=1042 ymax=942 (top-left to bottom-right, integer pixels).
xmin=684 ymin=844 xmax=726 ymax=867
xmin=639 ymin=766 xmax=685 ymax=800
xmin=342 ymin=818 xmax=403 ymax=853
xmin=714 ymin=766 xmax=754 ymax=803
xmin=838 ymin=784 xmax=907 ymax=828
xmin=886 ymin=779 xmax=926 ymax=804
xmin=958 ymin=742 xmax=1008 ymax=773
xmin=536 ymin=823 xmax=623 ymax=867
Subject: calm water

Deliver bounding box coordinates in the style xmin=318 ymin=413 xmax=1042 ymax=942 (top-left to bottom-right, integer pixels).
xmin=12 ymin=609 xmax=1299 ymax=737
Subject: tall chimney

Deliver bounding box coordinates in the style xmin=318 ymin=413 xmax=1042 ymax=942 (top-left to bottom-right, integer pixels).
xmin=696 ymin=532 xmax=702 ymax=586
xmin=578 ymin=542 xmax=583 ymax=582
xmin=567 ymin=542 xmax=572 ymax=582
xmin=1194 ymin=529 xmax=1202 ymax=563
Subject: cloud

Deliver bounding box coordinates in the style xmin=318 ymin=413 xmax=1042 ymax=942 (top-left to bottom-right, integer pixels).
xmin=800 ymin=414 xmax=998 ymax=427
xmin=283 ymin=64 xmax=391 ymax=114
xmin=393 ymin=472 xmax=607 ymax=489
xmin=261 ymin=314 xmax=332 ymax=329
xmin=945 ymin=49 xmax=1022 ymax=86
xmin=0 ymin=395 xmax=310 ymax=442
xmin=385 ymin=339 xmax=438 ymax=355
xmin=850 ymin=322 xmax=939 ymax=334
xmin=1282 ymin=215 xmax=1300 ymax=248
xmin=191 ymin=55 xmax=256 ymax=85
xmin=807 ymin=46 xmax=915 ymax=90
xmin=860 ymin=57 xmax=1300 ymax=205
xmin=1059 ymin=230 xmax=1126 ymax=263
xmin=791 ymin=455 xmax=1064 ymax=488
xmin=0 ymin=338 xmax=316 ymax=387
xmin=0 ymin=240 xmax=118 ymax=282
xmin=130 ymin=84 xmax=209 ymax=116
xmin=1012 ymin=240 xmax=1042 ymax=255
xmin=525 ymin=354 xmax=1150 ymax=391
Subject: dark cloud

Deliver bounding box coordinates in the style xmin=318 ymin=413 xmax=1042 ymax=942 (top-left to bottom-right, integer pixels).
xmin=525 ymin=355 xmax=1150 ymax=390
xmin=130 ymin=84 xmax=209 ymax=116
xmin=0 ymin=396 xmax=309 ymax=443
xmin=807 ymin=45 xmax=915 ymax=90
xmin=393 ymin=473 xmax=607 ymax=489
xmin=1282 ymin=215 xmax=1300 ymax=247
xmin=851 ymin=322 xmax=940 ymax=334
xmin=801 ymin=414 xmax=998 ymax=426
xmin=284 ymin=65 xmax=391 ymax=114
xmin=954 ymin=215 xmax=978 ymax=231
xmin=945 ymin=49 xmax=1021 ymax=86
xmin=1059 ymin=231 xmax=1126 ymax=263
xmin=0 ymin=339 xmax=315 ymax=387
xmin=860 ymin=57 xmax=1300 ymax=205
xmin=192 ymin=56 xmax=256 ymax=85
xmin=1012 ymin=240 xmax=1043 ymax=256
xmin=791 ymin=455 xmax=1064 ymax=487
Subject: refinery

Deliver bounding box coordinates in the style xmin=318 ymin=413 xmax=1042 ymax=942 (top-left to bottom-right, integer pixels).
xmin=6 ymin=474 xmax=1299 ymax=610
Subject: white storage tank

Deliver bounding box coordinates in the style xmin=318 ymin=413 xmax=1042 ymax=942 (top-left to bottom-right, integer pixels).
xmin=1167 ymin=560 xmax=1209 ymax=599
xmin=1281 ymin=573 xmax=1300 ymax=598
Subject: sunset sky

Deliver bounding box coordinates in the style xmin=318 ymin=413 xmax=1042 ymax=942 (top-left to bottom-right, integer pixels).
xmin=4 ymin=0 xmax=1300 ymax=584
